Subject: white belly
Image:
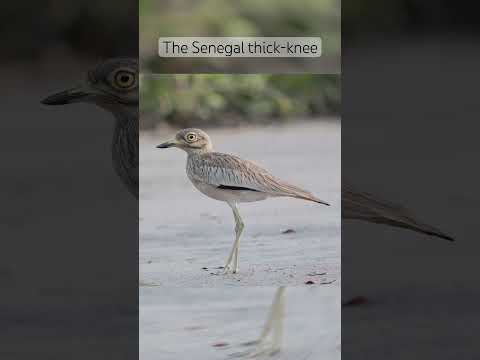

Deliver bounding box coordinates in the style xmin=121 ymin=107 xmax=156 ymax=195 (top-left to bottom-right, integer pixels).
xmin=190 ymin=178 xmax=270 ymax=203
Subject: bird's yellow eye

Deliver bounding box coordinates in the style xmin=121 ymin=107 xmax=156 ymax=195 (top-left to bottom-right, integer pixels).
xmin=185 ymin=133 xmax=198 ymax=142
xmin=111 ymin=69 xmax=137 ymax=90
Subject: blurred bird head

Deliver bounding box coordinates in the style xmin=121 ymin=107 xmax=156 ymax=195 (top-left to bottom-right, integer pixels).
xmin=41 ymin=58 xmax=138 ymax=119
xmin=157 ymin=128 xmax=213 ymax=154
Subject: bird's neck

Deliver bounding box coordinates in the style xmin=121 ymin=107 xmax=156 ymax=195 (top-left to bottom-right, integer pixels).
xmin=112 ymin=112 xmax=138 ymax=151
xmin=110 ymin=108 xmax=138 ymax=178
xmin=186 ymin=147 xmax=212 ymax=156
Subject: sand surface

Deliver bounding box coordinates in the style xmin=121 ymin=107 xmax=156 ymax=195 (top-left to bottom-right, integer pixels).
xmin=140 ymin=286 xmax=340 ymax=360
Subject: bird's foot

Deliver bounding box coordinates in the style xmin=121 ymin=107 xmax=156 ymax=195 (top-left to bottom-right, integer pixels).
xmin=248 ymin=340 xmax=280 ymax=358
xmin=222 ymin=263 xmax=238 ymax=275
xmin=228 ymin=339 xmax=280 ymax=358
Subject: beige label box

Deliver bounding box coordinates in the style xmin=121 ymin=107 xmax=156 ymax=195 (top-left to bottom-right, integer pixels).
xmin=158 ymin=37 xmax=322 ymax=58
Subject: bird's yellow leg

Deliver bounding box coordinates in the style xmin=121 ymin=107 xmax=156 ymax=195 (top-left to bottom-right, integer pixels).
xmin=248 ymin=287 xmax=286 ymax=357
xmin=270 ymin=288 xmax=285 ymax=354
xmin=224 ymin=203 xmax=244 ymax=274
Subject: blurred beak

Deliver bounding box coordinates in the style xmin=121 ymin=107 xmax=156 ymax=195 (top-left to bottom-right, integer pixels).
xmin=156 ymin=139 xmax=178 ymax=149
xmin=41 ymin=85 xmax=91 ymax=105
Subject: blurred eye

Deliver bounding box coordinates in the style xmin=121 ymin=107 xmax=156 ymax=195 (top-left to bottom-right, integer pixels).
xmin=111 ymin=69 xmax=137 ymax=90
xmin=185 ymin=133 xmax=197 ymax=142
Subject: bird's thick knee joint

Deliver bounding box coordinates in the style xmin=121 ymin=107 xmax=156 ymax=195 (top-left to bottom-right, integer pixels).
xmin=235 ymin=221 xmax=245 ymax=233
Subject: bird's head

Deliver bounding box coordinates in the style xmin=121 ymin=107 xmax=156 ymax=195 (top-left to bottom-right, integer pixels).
xmin=41 ymin=58 xmax=138 ymax=117
xmin=157 ymin=128 xmax=213 ymax=154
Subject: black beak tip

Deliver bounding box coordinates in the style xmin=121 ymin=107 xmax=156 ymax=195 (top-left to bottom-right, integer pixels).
xmin=41 ymin=89 xmax=88 ymax=106
xmin=41 ymin=94 xmax=70 ymax=106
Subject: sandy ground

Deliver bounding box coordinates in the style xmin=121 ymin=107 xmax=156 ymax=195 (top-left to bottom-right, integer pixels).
xmin=139 ymin=121 xmax=341 ymax=287
xmin=140 ymin=286 xmax=340 ymax=360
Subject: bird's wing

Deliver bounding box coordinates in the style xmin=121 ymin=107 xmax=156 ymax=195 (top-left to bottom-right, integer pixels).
xmin=342 ymin=183 xmax=453 ymax=241
xmin=189 ymin=153 xmax=328 ymax=204
xmin=189 ymin=153 xmax=270 ymax=190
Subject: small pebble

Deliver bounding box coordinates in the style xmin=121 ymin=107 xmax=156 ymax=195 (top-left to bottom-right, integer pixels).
xmin=320 ymin=279 xmax=336 ymax=285
xmin=202 ymin=267 xmax=208 ymax=270
xmin=212 ymin=342 xmax=229 ymax=348
xmin=305 ymin=280 xmax=315 ymax=285
xmin=281 ymin=229 xmax=296 ymax=234
xmin=307 ymin=272 xmax=326 ymax=276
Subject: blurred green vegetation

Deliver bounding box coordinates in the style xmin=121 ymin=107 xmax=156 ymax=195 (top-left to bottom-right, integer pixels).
xmin=140 ymin=0 xmax=340 ymax=72
xmin=140 ymin=75 xmax=340 ymax=129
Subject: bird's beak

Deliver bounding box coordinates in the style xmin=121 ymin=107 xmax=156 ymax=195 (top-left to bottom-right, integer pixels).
xmin=41 ymin=85 xmax=91 ymax=105
xmin=156 ymin=139 xmax=178 ymax=148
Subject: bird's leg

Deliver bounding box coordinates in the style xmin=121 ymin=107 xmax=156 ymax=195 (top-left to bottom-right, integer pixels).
xmin=270 ymin=293 xmax=284 ymax=355
xmin=232 ymin=226 xmax=241 ymax=273
xmin=223 ymin=203 xmax=244 ymax=274
xmin=245 ymin=287 xmax=286 ymax=358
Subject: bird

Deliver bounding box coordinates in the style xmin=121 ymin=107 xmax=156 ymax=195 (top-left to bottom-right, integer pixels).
xmin=156 ymin=128 xmax=331 ymax=274
xmin=41 ymin=58 xmax=139 ymax=198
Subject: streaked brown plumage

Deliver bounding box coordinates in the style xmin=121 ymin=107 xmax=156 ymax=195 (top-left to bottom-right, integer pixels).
xmin=186 ymin=151 xmax=329 ymax=204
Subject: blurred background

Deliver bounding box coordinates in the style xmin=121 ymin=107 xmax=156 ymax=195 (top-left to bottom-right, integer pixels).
xmin=139 ymin=0 xmax=340 ymax=73
xmin=1 ymin=1 xmax=137 ymax=61
xmin=0 ymin=2 xmax=138 ymax=359
xmin=342 ymin=2 xmax=480 ymax=360
xmin=140 ymin=74 xmax=340 ymax=130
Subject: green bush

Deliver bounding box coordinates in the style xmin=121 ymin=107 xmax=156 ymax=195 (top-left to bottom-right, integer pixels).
xmin=140 ymin=75 xmax=340 ymax=129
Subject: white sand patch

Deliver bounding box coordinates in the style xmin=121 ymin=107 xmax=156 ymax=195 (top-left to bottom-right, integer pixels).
xmin=140 ymin=286 xmax=340 ymax=360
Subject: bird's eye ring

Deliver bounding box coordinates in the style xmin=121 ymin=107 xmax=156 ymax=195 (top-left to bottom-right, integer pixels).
xmin=185 ymin=133 xmax=197 ymax=142
xmin=111 ymin=69 xmax=136 ymax=90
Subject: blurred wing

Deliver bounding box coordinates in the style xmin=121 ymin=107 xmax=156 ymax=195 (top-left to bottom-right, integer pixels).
xmin=342 ymin=183 xmax=453 ymax=241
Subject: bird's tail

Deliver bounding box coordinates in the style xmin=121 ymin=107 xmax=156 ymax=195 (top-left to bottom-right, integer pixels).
xmin=342 ymin=186 xmax=454 ymax=241
xmin=268 ymin=179 xmax=330 ymax=206
xmin=293 ymin=193 xmax=331 ymax=206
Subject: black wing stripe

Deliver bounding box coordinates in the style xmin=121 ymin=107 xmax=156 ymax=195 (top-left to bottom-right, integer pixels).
xmin=217 ymin=185 xmax=260 ymax=192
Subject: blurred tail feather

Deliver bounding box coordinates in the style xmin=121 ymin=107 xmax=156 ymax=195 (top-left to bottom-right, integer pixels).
xmin=278 ymin=182 xmax=330 ymax=206
xmin=342 ymin=185 xmax=454 ymax=241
